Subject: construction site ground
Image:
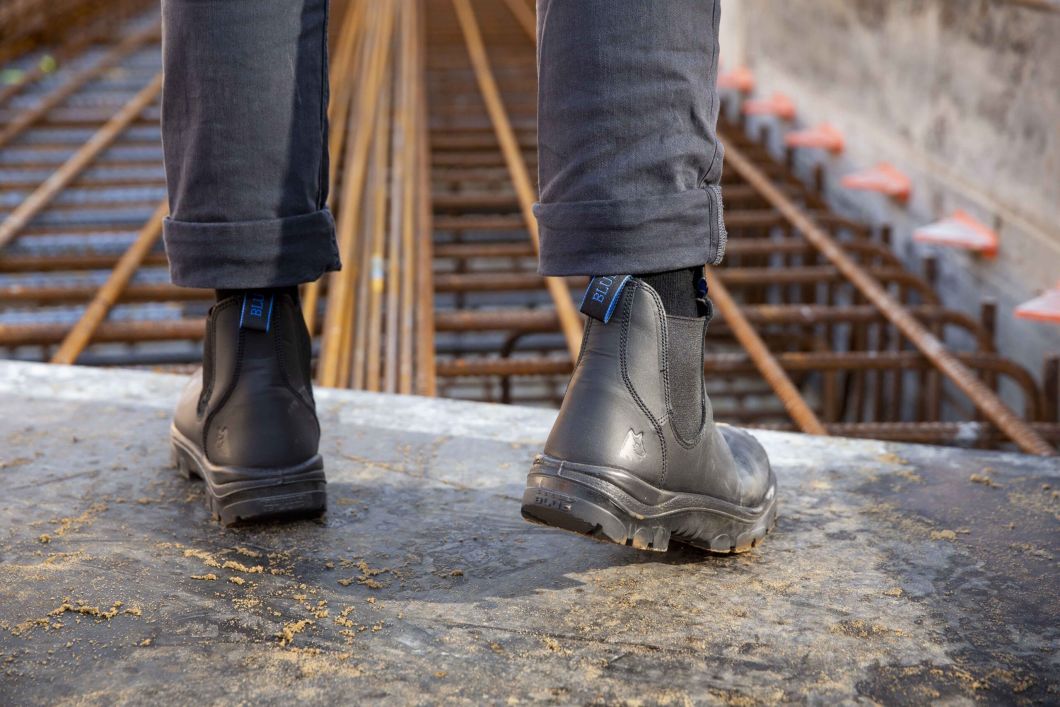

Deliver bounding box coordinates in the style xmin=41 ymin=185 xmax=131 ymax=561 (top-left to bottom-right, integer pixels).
xmin=0 ymin=360 xmax=1056 ymax=704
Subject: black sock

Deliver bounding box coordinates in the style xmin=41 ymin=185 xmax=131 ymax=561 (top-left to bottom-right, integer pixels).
xmin=637 ymin=267 xmax=702 ymax=318
xmin=215 ymin=286 xmax=300 ymax=304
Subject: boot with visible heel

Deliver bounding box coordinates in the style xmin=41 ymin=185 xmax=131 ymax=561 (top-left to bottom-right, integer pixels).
xmin=521 ymin=275 xmax=777 ymax=553
xmin=171 ymin=290 xmax=326 ymax=526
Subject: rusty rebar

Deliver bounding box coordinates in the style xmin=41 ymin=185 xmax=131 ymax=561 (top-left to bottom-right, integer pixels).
xmin=50 ymin=201 xmax=168 ymax=364
xmin=450 ymin=0 xmax=583 ymax=359
xmin=722 ymin=140 xmax=1054 ymax=456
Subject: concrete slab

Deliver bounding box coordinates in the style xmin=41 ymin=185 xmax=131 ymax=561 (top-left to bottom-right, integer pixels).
xmin=0 ymin=361 xmax=1056 ymax=705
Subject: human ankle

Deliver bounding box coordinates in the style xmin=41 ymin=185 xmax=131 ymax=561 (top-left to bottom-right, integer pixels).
xmin=636 ymin=267 xmax=704 ymax=318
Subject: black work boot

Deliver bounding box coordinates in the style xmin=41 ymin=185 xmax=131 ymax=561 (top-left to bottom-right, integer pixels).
xmin=521 ymin=275 xmax=777 ymax=553
xmin=170 ymin=290 xmax=326 ymax=525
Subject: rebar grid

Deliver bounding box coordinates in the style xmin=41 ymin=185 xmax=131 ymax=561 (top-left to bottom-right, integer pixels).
xmin=0 ymin=0 xmax=1055 ymax=454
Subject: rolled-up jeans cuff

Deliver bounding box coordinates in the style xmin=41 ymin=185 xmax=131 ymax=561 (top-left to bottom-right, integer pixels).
xmin=163 ymin=208 xmax=341 ymax=288
xmin=535 ymin=185 xmax=727 ymax=276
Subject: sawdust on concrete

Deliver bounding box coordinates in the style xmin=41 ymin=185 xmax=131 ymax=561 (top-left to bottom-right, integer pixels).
xmin=278 ymin=619 xmax=313 ymax=647
xmin=9 ymin=599 xmax=141 ymax=638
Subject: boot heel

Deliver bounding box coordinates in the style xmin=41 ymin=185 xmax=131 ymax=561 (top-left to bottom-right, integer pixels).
xmin=521 ymin=473 xmax=671 ymax=552
xmin=171 ymin=425 xmax=325 ymax=526
xmin=172 ymin=445 xmax=198 ymax=480
xmin=212 ymin=488 xmax=327 ymax=527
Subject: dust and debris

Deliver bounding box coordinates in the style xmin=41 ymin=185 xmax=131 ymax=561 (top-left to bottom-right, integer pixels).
xmin=747 ymin=578 xmax=796 ymax=596
xmin=337 ymin=559 xmax=389 ymax=588
xmin=139 ymin=638 xmax=152 ymax=647
xmin=279 ymin=619 xmax=313 ymax=647
xmin=356 ymin=559 xmax=386 ymax=576
xmin=37 ymin=534 xmax=50 ymax=544
xmin=829 ymin=620 xmax=904 ymax=639
xmin=12 ymin=599 xmax=141 ymax=637
xmin=52 ymin=502 xmax=107 ymax=537
xmin=449 ymin=569 xmax=465 ymax=577
xmin=181 ymin=548 xmax=263 ymax=574
xmin=49 ymin=599 xmax=139 ymax=620
xmin=883 ymin=587 xmax=904 ymax=597
xmin=335 ymin=606 xmax=355 ymax=628
xmin=929 ymin=529 xmax=957 ymax=541
xmin=228 ymin=576 xmax=246 ymax=586
xmin=25 ymin=550 xmax=91 ymax=570
xmin=233 ymin=546 xmax=261 ymax=558
xmin=969 ymin=473 xmax=1001 ymax=488
xmin=10 ymin=617 xmax=53 ymax=637
xmin=183 ymin=548 xmax=221 ymax=568
xmin=1007 ymin=488 xmax=1060 ymax=522
xmin=222 ymin=560 xmax=263 ymax=574
xmin=542 ymin=636 xmax=571 ymax=655
xmin=707 ymin=687 xmax=763 ymax=706
xmin=191 ymin=573 xmax=217 ymax=581
xmin=894 ymin=468 xmax=923 ymax=484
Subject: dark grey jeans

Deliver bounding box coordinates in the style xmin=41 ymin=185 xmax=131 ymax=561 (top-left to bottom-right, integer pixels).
xmin=160 ymin=0 xmax=724 ymax=287
xmin=535 ymin=0 xmax=726 ymax=276
xmin=161 ymin=0 xmax=339 ymax=289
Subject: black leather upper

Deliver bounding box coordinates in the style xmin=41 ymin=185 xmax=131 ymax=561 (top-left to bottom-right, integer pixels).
xmin=173 ymin=292 xmax=320 ymax=469
xmin=544 ymin=280 xmax=773 ymax=507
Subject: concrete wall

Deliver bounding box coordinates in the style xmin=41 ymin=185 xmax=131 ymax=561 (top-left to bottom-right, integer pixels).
xmin=719 ymin=0 xmax=1060 ymax=403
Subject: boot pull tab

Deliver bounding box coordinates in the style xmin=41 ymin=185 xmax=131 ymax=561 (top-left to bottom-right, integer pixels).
xmin=580 ymin=275 xmax=631 ymax=323
xmin=239 ymin=291 xmax=274 ymax=332
xmin=695 ymin=273 xmax=715 ymax=322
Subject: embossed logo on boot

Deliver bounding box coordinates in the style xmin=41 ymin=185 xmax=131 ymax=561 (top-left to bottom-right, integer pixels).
xmin=619 ymin=429 xmax=647 ymax=462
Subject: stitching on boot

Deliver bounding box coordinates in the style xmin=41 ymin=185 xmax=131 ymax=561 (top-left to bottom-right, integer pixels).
xmin=272 ymin=297 xmax=321 ymax=435
xmin=574 ymin=317 xmax=593 ymax=371
xmin=643 ymin=283 xmax=674 ymax=481
xmin=202 ymin=327 xmax=246 ymax=463
xmin=619 ymin=282 xmax=667 ymax=487
xmin=197 ymin=315 xmax=214 ymax=418
xmin=198 ymin=297 xmax=240 ymax=418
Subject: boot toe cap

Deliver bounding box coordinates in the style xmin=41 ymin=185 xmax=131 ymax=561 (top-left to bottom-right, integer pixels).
xmin=719 ymin=425 xmax=775 ymax=507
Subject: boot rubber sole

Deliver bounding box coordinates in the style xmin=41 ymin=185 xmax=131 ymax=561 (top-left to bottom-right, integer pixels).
xmin=170 ymin=425 xmax=326 ymax=527
xmin=521 ymin=454 xmax=777 ymax=553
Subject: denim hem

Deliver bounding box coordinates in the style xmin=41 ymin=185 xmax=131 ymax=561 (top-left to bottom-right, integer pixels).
xmin=163 ymin=208 xmax=340 ymax=288
xmin=534 ymin=186 xmax=725 ymax=276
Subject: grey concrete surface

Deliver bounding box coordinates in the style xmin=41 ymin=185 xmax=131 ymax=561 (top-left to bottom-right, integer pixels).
xmin=0 ymin=361 xmax=1057 ymax=705
xmin=720 ymin=0 xmax=1060 ymax=393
